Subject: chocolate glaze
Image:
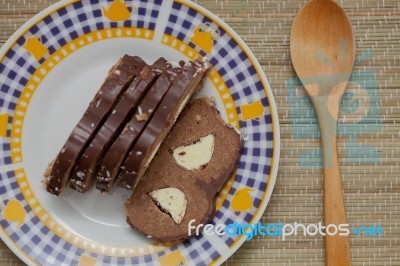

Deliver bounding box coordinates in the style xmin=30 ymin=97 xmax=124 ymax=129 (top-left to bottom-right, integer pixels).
xmin=117 ymin=59 xmax=211 ymax=190
xmin=44 ymin=55 xmax=146 ymax=196
xmin=69 ymin=58 xmax=168 ymax=193
xmin=96 ymin=65 xmax=182 ymax=193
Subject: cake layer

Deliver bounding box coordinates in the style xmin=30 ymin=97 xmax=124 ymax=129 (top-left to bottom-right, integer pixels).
xmin=125 ymin=98 xmax=242 ymax=241
xmin=44 ymin=55 xmax=146 ymax=196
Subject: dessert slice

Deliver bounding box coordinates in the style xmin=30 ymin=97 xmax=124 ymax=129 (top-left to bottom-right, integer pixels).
xmin=96 ymin=64 xmax=182 ymax=193
xmin=118 ymin=58 xmax=211 ymax=190
xmin=69 ymin=58 xmax=168 ymax=193
xmin=44 ymin=55 xmax=147 ymax=196
xmin=125 ymin=98 xmax=242 ymax=241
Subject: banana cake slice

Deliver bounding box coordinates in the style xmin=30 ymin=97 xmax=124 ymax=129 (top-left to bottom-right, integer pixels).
xmin=125 ymin=98 xmax=242 ymax=241
xmin=44 ymin=55 xmax=146 ymax=196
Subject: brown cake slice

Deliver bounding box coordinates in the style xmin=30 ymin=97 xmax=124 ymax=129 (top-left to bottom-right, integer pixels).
xmin=118 ymin=58 xmax=211 ymax=190
xmin=44 ymin=55 xmax=147 ymax=196
xmin=96 ymin=64 xmax=182 ymax=193
xmin=125 ymin=98 xmax=242 ymax=241
xmin=69 ymin=58 xmax=168 ymax=193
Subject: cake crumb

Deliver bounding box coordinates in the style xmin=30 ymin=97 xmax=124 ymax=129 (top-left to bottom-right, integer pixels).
xmin=76 ymin=171 xmax=85 ymax=179
xmin=136 ymin=113 xmax=149 ymax=121
xmin=122 ymin=125 xmax=129 ymax=134
xmin=169 ymin=61 xmax=180 ymax=68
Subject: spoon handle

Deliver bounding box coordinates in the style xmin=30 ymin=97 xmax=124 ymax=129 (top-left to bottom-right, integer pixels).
xmin=316 ymin=98 xmax=351 ymax=266
xmin=322 ymin=134 xmax=351 ymax=265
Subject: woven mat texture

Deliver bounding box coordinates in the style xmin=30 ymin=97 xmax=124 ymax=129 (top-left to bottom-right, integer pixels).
xmin=0 ymin=0 xmax=399 ymax=265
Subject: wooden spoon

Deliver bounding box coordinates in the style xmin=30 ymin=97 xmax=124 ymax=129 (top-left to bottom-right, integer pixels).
xmin=290 ymin=0 xmax=354 ymax=265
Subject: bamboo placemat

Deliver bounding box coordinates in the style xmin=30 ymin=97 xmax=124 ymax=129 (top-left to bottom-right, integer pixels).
xmin=0 ymin=0 xmax=399 ymax=265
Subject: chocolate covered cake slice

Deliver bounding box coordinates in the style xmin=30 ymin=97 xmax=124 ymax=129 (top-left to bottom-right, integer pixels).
xmin=118 ymin=58 xmax=211 ymax=190
xmin=69 ymin=58 xmax=168 ymax=193
xmin=125 ymin=98 xmax=242 ymax=241
xmin=44 ymin=55 xmax=147 ymax=196
xmin=96 ymin=64 xmax=182 ymax=193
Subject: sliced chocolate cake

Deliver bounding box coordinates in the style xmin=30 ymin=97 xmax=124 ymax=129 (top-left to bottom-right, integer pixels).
xmin=96 ymin=64 xmax=182 ymax=193
xmin=44 ymin=55 xmax=147 ymax=196
xmin=118 ymin=58 xmax=211 ymax=190
xmin=69 ymin=58 xmax=168 ymax=193
xmin=125 ymin=98 xmax=242 ymax=241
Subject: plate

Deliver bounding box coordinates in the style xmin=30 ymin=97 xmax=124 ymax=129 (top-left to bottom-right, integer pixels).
xmin=0 ymin=0 xmax=280 ymax=265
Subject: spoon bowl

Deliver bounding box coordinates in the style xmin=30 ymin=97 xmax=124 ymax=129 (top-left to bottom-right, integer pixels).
xmin=290 ymin=0 xmax=355 ymax=265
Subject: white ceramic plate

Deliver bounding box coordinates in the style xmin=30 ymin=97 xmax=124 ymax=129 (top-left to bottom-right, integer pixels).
xmin=0 ymin=0 xmax=280 ymax=265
